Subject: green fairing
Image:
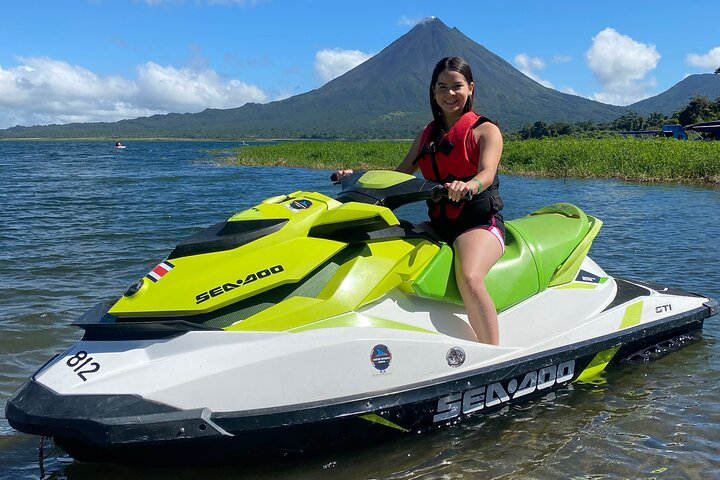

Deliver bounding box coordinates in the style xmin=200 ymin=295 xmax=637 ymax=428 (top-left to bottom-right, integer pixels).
xmin=356 ymin=170 xmax=416 ymax=189
xmin=412 ymin=203 xmax=595 ymax=311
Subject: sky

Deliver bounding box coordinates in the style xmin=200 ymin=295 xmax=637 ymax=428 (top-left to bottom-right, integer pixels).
xmin=1 ymin=0 xmax=719 ymax=129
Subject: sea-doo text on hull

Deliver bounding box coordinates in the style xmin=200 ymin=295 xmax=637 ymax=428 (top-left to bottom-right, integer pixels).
xmin=6 ymin=171 xmax=717 ymax=465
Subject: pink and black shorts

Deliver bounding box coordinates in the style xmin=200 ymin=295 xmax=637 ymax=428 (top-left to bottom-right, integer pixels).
xmin=430 ymin=209 xmax=505 ymax=252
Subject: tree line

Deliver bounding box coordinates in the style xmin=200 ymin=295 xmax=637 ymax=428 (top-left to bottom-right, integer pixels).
xmin=514 ymin=95 xmax=720 ymax=140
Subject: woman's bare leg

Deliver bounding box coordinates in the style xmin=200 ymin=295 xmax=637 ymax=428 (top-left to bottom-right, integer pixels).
xmin=453 ymin=228 xmax=504 ymax=344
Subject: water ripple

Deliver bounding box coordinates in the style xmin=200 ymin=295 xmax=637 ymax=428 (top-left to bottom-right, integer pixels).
xmin=0 ymin=141 xmax=718 ymax=480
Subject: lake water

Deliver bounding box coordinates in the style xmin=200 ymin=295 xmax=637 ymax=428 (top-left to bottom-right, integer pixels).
xmin=1 ymin=141 xmax=718 ymax=479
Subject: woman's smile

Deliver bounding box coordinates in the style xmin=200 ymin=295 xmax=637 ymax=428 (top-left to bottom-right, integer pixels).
xmin=434 ymin=69 xmax=474 ymax=120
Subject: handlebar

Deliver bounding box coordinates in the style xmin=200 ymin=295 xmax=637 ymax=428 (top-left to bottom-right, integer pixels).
xmin=331 ymin=170 xmax=473 ymax=209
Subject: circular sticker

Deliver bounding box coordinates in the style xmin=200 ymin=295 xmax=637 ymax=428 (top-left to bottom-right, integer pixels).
xmin=290 ymin=199 xmax=312 ymax=210
xmin=446 ymin=347 xmax=466 ymax=367
xmin=370 ymin=344 xmax=392 ymax=371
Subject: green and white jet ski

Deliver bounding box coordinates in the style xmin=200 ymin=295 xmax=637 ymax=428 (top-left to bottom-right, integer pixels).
xmin=6 ymin=170 xmax=717 ymax=465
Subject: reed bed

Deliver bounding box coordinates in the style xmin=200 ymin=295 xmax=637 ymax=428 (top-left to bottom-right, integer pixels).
xmin=502 ymin=137 xmax=720 ymax=184
xmin=222 ymin=138 xmax=720 ymax=184
xmin=226 ymin=141 xmax=407 ymax=170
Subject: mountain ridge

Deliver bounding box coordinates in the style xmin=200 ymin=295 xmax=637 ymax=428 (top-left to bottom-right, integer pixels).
xmin=627 ymin=73 xmax=720 ymax=115
xmin=1 ymin=18 xmax=717 ymax=139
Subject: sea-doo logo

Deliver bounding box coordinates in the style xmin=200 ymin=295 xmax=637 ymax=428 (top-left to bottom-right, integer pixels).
xmin=432 ymin=360 xmax=575 ymax=423
xmin=195 ymin=264 xmax=284 ymax=304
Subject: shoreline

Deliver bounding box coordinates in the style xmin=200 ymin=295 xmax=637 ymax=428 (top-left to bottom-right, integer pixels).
xmin=219 ymin=139 xmax=720 ymax=186
xmin=0 ymin=137 xmax=416 ymax=142
xmin=0 ymin=137 xmax=265 ymax=142
xmin=1 ymin=137 xmax=717 ymax=186
xmin=224 ymin=160 xmax=720 ymax=187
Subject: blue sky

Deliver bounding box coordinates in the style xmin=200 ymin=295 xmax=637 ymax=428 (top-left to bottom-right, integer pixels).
xmin=1 ymin=0 xmax=718 ymax=129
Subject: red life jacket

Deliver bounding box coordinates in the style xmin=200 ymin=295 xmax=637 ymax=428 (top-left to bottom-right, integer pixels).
xmin=417 ymin=111 xmax=482 ymax=183
xmin=414 ymin=112 xmax=501 ymax=220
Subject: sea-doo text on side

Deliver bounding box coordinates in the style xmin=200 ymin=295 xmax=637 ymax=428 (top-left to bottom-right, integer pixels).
xmin=6 ymin=170 xmax=717 ymax=465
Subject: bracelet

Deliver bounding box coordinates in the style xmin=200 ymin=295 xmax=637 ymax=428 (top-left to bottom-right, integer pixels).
xmin=472 ymin=178 xmax=483 ymax=191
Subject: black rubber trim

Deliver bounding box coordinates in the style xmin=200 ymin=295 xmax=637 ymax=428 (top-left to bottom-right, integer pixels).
xmin=74 ymin=303 xmax=221 ymax=341
xmin=168 ymin=219 xmax=287 ymax=259
xmin=706 ymin=298 xmax=719 ymax=316
xmin=309 ymin=218 xmax=441 ymax=244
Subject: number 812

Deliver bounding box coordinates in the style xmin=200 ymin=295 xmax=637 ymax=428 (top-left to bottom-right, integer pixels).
xmin=65 ymin=350 xmax=101 ymax=381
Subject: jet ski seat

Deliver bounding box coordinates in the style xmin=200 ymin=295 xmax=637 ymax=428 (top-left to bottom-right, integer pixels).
xmin=412 ymin=203 xmax=595 ymax=312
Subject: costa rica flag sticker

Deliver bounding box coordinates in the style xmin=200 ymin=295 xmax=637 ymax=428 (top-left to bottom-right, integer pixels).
xmin=146 ymin=260 xmax=175 ymax=282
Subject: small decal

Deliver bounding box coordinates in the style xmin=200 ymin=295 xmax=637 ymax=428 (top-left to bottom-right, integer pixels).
xmin=446 ymin=347 xmax=466 ymax=367
xmin=285 ymin=199 xmax=313 ymax=212
xmin=370 ymin=344 xmax=392 ymax=371
xmin=575 ymin=269 xmax=600 ymax=283
xmin=655 ymin=304 xmax=672 ymax=313
xmin=146 ymin=260 xmax=175 ymax=283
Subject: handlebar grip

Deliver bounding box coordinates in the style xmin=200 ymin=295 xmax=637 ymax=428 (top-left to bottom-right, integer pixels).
xmin=430 ymin=185 xmax=473 ymax=201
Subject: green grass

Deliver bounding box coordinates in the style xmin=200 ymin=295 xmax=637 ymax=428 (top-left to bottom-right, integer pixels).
xmin=502 ymin=137 xmax=720 ymax=184
xmin=224 ymin=141 xmax=408 ymax=170
xmin=220 ymin=138 xmax=720 ymax=184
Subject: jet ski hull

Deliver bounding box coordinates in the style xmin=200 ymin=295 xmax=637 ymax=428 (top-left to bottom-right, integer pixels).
xmin=5 ymin=172 xmax=718 ymax=465
xmin=7 ymin=290 xmax=714 ymax=465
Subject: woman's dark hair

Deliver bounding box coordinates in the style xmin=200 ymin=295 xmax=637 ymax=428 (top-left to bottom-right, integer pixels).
xmin=429 ymin=56 xmax=475 ymax=133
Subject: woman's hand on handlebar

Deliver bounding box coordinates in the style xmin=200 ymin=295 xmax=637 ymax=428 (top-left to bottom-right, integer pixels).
xmin=335 ymin=169 xmax=354 ymax=178
xmin=331 ymin=168 xmax=354 ymax=184
xmin=444 ymin=180 xmax=477 ymax=202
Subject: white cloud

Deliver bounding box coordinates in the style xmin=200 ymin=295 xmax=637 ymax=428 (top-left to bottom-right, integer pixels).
xmin=585 ymin=27 xmax=660 ymax=105
xmin=0 ymin=57 xmax=268 ymax=128
xmin=514 ymin=53 xmax=554 ymax=88
xmin=314 ymin=48 xmax=373 ymax=84
xmin=135 ymin=62 xmax=266 ymax=110
xmin=561 ymin=86 xmax=580 ymax=96
xmin=398 ymin=15 xmax=434 ymax=26
xmin=686 ymin=46 xmax=720 ymax=70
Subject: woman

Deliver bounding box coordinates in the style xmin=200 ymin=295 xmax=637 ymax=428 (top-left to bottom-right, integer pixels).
xmin=337 ymin=56 xmax=505 ymax=344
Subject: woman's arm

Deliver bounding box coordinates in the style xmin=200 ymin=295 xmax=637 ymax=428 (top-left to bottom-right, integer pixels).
xmin=394 ymin=131 xmax=423 ymax=174
xmin=444 ymin=122 xmax=503 ymax=201
xmin=470 ymin=121 xmax=503 ymax=192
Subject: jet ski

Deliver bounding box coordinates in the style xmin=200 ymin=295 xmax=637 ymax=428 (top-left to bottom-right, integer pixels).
xmin=6 ymin=170 xmax=717 ymax=465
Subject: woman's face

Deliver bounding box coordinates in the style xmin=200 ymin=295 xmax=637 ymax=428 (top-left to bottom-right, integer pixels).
xmin=433 ymin=69 xmax=474 ymax=119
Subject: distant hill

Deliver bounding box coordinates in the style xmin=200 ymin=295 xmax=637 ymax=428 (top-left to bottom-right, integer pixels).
xmin=2 ymin=18 xmax=711 ymax=140
xmin=628 ymin=74 xmax=720 ymax=115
